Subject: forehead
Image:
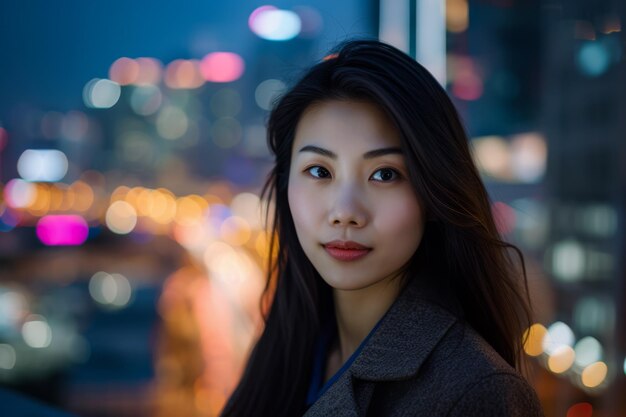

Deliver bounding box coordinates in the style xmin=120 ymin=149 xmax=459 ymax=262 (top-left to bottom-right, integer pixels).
xmin=293 ymin=100 xmax=402 ymax=151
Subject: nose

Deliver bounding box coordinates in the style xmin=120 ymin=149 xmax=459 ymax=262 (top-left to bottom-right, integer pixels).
xmin=328 ymin=185 xmax=368 ymax=228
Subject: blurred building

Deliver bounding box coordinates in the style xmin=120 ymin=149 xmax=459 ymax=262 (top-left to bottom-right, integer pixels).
xmin=540 ymin=0 xmax=626 ymax=415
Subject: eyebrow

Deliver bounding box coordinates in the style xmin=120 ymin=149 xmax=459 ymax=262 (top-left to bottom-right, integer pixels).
xmin=298 ymin=145 xmax=403 ymax=159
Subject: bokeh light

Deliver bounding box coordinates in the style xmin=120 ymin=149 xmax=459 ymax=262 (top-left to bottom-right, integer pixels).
xmin=203 ymin=241 xmax=257 ymax=286
xmin=200 ymin=52 xmax=245 ymax=83
xmin=130 ymin=85 xmax=163 ymax=116
xmin=4 ymin=178 xmax=36 ymax=208
xmin=36 ymin=214 xmax=89 ymax=246
xmin=471 ymin=136 xmax=511 ymax=180
xmin=249 ymin=6 xmax=302 ymax=41
xmin=446 ymin=0 xmax=469 ymax=33
xmin=566 ymin=402 xmax=593 ymax=417
xmin=0 ymin=290 xmax=27 ymax=331
xmin=109 ymin=57 xmax=140 ymax=85
xmin=552 ymin=239 xmax=585 ymax=282
xmin=574 ymin=336 xmax=603 ymax=368
xmin=174 ymin=195 xmax=207 ymax=226
xmin=254 ymin=79 xmax=286 ymax=110
xmin=164 ymin=59 xmax=205 ymax=89
xmin=0 ymin=344 xmax=17 ymax=370
xmin=83 ymin=78 xmax=121 ymax=108
xmin=491 ymin=201 xmax=516 ymax=235
xmin=510 ymin=133 xmax=547 ymax=183
xmin=581 ymin=361 xmax=608 ymax=388
xmin=220 ymin=216 xmax=251 ymax=246
xmin=149 ymin=189 xmax=177 ymax=225
xmin=106 ymin=200 xmax=138 ymax=234
xmin=578 ymin=42 xmax=611 ymax=77
xmin=548 ymin=345 xmax=575 ymax=373
xmin=68 ymin=181 xmax=94 ymax=212
xmin=450 ymin=56 xmax=483 ymax=100
xmin=26 ymin=183 xmax=51 ymax=215
xmin=173 ymin=222 xmax=209 ymax=250
xmin=17 ymin=149 xmax=68 ymax=182
xmin=22 ymin=315 xmax=52 ymax=349
xmin=543 ymin=321 xmax=575 ymax=355
xmin=230 ymin=192 xmax=262 ymax=229
xmin=156 ymin=106 xmax=189 ymax=140
xmin=135 ymin=57 xmax=163 ymax=85
xmin=88 ymin=272 xmax=133 ymax=309
xmin=523 ymin=323 xmax=547 ymax=357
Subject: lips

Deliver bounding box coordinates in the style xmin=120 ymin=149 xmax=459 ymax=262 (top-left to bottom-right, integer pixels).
xmin=323 ymin=240 xmax=371 ymax=250
xmin=323 ymin=240 xmax=372 ymax=261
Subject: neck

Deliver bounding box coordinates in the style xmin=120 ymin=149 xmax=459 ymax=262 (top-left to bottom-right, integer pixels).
xmin=332 ymin=273 xmax=405 ymax=364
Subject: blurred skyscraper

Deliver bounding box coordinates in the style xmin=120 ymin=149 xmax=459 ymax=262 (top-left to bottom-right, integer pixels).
xmin=541 ymin=0 xmax=625 ymax=415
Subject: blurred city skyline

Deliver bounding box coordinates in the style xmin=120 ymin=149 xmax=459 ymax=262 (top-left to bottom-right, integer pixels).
xmin=0 ymin=1 xmax=624 ymax=416
xmin=0 ymin=0 xmax=372 ymax=119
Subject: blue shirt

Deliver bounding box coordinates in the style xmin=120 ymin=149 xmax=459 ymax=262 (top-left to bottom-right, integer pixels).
xmin=305 ymin=312 xmax=389 ymax=408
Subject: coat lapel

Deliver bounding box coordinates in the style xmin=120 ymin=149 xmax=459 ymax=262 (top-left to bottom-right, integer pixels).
xmin=303 ymin=277 xmax=458 ymax=417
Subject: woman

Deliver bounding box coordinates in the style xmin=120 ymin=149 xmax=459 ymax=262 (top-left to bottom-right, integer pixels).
xmin=220 ymin=39 xmax=544 ymax=416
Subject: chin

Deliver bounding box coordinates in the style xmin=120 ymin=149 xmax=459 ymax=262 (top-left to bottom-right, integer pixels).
xmin=318 ymin=273 xmax=377 ymax=292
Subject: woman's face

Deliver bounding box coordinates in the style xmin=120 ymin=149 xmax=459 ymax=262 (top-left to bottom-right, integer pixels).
xmin=287 ymin=100 xmax=426 ymax=291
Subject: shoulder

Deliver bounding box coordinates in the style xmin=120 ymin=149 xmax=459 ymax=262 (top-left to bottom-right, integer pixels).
xmin=420 ymin=320 xmax=545 ymax=417
xmin=446 ymin=372 xmax=544 ymax=417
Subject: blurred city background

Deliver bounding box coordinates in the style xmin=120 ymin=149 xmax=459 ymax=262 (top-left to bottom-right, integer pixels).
xmin=0 ymin=0 xmax=624 ymax=416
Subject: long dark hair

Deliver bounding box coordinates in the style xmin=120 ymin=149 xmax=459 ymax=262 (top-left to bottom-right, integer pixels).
xmin=220 ymin=39 xmax=533 ymax=417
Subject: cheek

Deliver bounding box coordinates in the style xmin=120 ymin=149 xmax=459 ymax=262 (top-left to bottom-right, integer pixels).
xmin=375 ymin=194 xmax=424 ymax=245
xmin=287 ymin=179 xmax=320 ymax=241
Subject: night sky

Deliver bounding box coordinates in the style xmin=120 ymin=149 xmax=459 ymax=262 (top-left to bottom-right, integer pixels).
xmin=0 ymin=0 xmax=372 ymax=120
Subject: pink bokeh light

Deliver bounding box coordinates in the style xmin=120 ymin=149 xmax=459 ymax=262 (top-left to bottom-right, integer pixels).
xmin=248 ymin=5 xmax=277 ymax=30
xmin=36 ymin=214 xmax=89 ymax=246
xmin=200 ymin=52 xmax=245 ymax=83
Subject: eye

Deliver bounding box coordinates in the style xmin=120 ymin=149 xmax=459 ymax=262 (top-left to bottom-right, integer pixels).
xmin=305 ymin=165 xmax=331 ymax=179
xmin=370 ymin=167 xmax=400 ymax=182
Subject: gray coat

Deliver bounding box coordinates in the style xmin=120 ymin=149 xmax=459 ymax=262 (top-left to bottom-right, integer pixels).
xmin=303 ymin=277 xmax=545 ymax=417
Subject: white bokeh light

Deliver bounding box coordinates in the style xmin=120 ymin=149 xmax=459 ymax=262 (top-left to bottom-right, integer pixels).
xmin=574 ymin=336 xmax=603 ymax=368
xmin=105 ymin=200 xmax=138 ymax=234
xmin=542 ymin=321 xmax=575 ymax=355
xmin=552 ymin=239 xmax=585 ymax=282
xmin=17 ymin=149 xmax=68 ymax=182
xmin=249 ymin=7 xmax=302 ymax=41
xmin=84 ymin=78 xmax=121 ymax=108
xmin=89 ymin=272 xmax=133 ymax=308
xmin=0 ymin=344 xmax=17 ymax=369
xmin=22 ymin=315 xmax=52 ymax=348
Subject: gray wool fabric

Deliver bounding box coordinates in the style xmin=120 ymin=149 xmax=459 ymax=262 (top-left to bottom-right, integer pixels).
xmin=302 ymin=277 xmax=545 ymax=417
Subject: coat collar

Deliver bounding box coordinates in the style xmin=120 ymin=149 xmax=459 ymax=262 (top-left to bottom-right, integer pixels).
xmin=349 ymin=275 xmax=459 ymax=381
xmin=303 ymin=276 xmax=459 ymax=416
